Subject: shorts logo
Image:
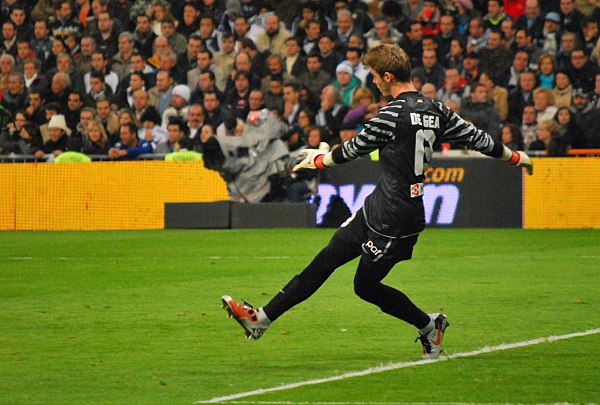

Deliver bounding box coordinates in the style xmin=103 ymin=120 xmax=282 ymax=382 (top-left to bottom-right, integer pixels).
xmin=364 ymin=240 xmax=382 ymax=256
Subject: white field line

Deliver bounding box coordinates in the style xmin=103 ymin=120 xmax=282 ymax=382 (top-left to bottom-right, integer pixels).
xmin=2 ymin=256 xmax=291 ymax=261
xmin=195 ymin=328 xmax=600 ymax=404
xmin=209 ymin=402 xmax=598 ymax=405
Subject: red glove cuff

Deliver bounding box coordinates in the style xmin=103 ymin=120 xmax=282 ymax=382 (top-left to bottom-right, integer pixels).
xmin=508 ymin=151 xmax=520 ymax=165
xmin=314 ymin=154 xmax=326 ymax=169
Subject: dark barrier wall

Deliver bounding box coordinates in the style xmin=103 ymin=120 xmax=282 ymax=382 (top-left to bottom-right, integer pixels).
xmin=317 ymin=156 xmax=522 ymax=228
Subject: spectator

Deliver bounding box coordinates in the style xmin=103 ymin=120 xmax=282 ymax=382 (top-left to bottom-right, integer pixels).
xmin=0 ymin=111 xmax=26 ymax=154
xmin=565 ymin=48 xmax=598 ymax=93
xmin=554 ymin=106 xmax=585 ymax=149
xmin=333 ymin=61 xmax=361 ymax=107
xmin=579 ymin=17 xmax=599 ymax=55
xmin=500 ymin=17 xmax=517 ymax=50
xmin=31 ymin=19 xmax=54 ymax=67
xmin=462 ymin=82 xmax=502 ymax=138
xmin=512 ymin=29 xmax=542 ymax=71
xmin=556 ymin=32 xmax=577 ymax=70
xmin=444 ymin=38 xmax=465 ymax=71
xmin=453 ymin=0 xmax=474 ymax=35
xmin=437 ymin=15 xmax=459 ymax=63
xmin=501 ymin=123 xmax=524 ymax=151
xmin=591 ymin=73 xmax=600 ymax=109
xmin=478 ymin=30 xmax=513 ymax=80
xmin=256 ymin=14 xmax=291 ymax=56
xmin=2 ymin=73 xmax=28 ymax=116
xmin=318 ymin=32 xmax=343 ymax=77
xmin=521 ymin=105 xmax=538 ymax=149
xmin=111 ymin=32 xmax=136 ymax=79
xmin=421 ymin=83 xmax=437 ymax=99
xmin=191 ymin=70 xmax=222 ymax=105
xmin=177 ymin=3 xmax=201 ymax=37
xmin=48 ymin=71 xmax=71 ymax=106
xmin=161 ymin=18 xmax=186 ymax=55
xmin=264 ymin=75 xmax=284 ymax=113
xmin=227 ymin=70 xmax=252 ymax=120
xmin=232 ymin=15 xmax=263 ymax=47
xmin=161 ymin=116 xmax=189 ymax=153
xmin=291 ymin=1 xmax=330 ymax=41
xmin=133 ymin=13 xmax=157 ymax=59
xmin=282 ymin=82 xmax=303 ymax=125
xmin=84 ymin=51 xmax=118 ymax=93
xmin=83 ymin=70 xmax=113 ymax=108
xmin=553 ymin=70 xmax=573 ymax=108
xmin=17 ymin=122 xmax=44 ymax=156
xmin=298 ymin=53 xmax=332 ymax=101
xmin=82 ymin=119 xmax=110 ymax=155
xmin=529 ymin=118 xmax=567 ymax=156
xmin=73 ymin=107 xmax=96 ymax=140
xmin=466 ymin=17 xmax=488 ymax=54
xmin=25 ymin=90 xmax=46 ymax=126
xmin=51 ymin=1 xmax=84 ymax=43
xmin=115 ymin=71 xmax=147 ymax=110
xmin=65 ymin=90 xmax=84 ymax=131
xmin=186 ymin=103 xmax=205 ymax=148
xmin=412 ymin=49 xmax=445 ymax=90
xmin=482 ymin=0 xmax=509 ymax=31
xmin=515 ymin=0 xmax=544 ymax=42
xmin=302 ymin=18 xmax=321 ymax=55
xmin=213 ymin=33 xmax=236 ymax=92
xmin=416 ymin=0 xmax=441 ymax=36
xmin=533 ymin=87 xmax=558 ymax=123
xmin=334 ymin=8 xmax=359 ymax=50
xmin=437 ymin=67 xmax=469 ymax=105
xmin=260 ymin=54 xmax=293 ymax=94
xmin=365 ymin=17 xmax=402 ymax=51
xmin=197 ymin=14 xmax=222 ymax=54
xmin=76 ymin=36 xmax=97 ymax=74
xmin=540 ymin=12 xmax=562 ymax=56
xmin=343 ymin=87 xmax=377 ymax=126
xmin=508 ymin=71 xmax=537 ymax=123
xmin=538 ymin=54 xmax=557 ymax=90
xmin=399 ymin=21 xmax=423 ymax=68
xmin=36 ymin=114 xmax=70 ymax=159
xmin=345 ymin=47 xmax=369 ymax=85
xmin=204 ymin=90 xmax=232 ymax=129
xmin=96 ymin=99 xmax=119 ymax=139
xmin=315 ymin=84 xmax=347 ymax=143
xmin=284 ymin=36 xmax=307 ymax=78
xmin=461 ymin=51 xmax=481 ymax=86
xmin=149 ymin=70 xmax=174 ymax=116
xmin=559 ymin=0 xmax=584 ymax=34
xmin=0 ymin=54 xmax=16 ymax=92
xmin=162 ymin=84 xmax=191 ymax=126
xmin=94 ymin=11 xmax=118 ymax=58
xmin=108 ymin=122 xmax=153 ymax=160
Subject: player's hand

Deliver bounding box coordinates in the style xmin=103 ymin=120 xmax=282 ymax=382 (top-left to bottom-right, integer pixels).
xmin=292 ymin=149 xmax=326 ymax=172
xmin=509 ymin=150 xmax=533 ymax=175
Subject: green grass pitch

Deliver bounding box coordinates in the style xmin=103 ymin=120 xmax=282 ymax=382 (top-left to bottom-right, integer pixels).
xmin=1 ymin=229 xmax=599 ymax=404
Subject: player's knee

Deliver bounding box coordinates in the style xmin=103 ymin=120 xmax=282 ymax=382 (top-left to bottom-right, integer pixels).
xmin=354 ymin=274 xmax=378 ymax=303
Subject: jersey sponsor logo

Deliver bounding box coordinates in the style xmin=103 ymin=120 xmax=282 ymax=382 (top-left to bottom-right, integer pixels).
xmin=410 ymin=182 xmax=424 ymax=198
xmin=364 ymin=240 xmax=383 ymax=256
xmin=410 ymin=112 xmax=440 ymax=129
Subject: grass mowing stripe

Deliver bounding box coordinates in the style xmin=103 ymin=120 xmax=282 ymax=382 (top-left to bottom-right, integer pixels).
xmin=195 ymin=328 xmax=600 ymax=404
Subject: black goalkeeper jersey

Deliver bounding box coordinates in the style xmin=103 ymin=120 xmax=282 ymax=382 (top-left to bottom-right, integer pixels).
xmin=330 ymin=91 xmax=504 ymax=238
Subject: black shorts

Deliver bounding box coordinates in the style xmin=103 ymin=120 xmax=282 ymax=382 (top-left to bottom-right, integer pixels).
xmin=334 ymin=208 xmax=419 ymax=267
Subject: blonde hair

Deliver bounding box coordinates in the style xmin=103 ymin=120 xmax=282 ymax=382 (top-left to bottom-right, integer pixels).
xmin=538 ymin=119 xmax=560 ymax=136
xmin=533 ymin=87 xmax=555 ymax=106
xmin=351 ymin=87 xmax=374 ymax=108
xmin=117 ymin=108 xmax=141 ymax=129
xmin=363 ymin=43 xmax=412 ymax=82
xmin=86 ymin=120 xmax=108 ymax=142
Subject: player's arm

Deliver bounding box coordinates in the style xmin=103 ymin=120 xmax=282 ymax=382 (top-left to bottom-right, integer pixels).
xmin=293 ymin=106 xmax=398 ymax=171
xmin=440 ymin=104 xmax=533 ymax=175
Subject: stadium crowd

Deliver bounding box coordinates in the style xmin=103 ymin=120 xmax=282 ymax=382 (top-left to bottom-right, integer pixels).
xmin=1 ymin=0 xmax=600 ymax=199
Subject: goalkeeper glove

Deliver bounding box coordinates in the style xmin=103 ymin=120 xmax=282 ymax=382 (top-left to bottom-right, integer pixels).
xmin=501 ymin=145 xmax=533 ymax=175
xmin=292 ymin=143 xmax=334 ymax=172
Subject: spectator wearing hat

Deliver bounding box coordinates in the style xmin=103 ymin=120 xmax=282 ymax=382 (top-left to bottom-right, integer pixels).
xmin=108 ymin=122 xmax=153 ymax=160
xmin=571 ymin=88 xmax=600 ymax=148
xmin=540 ymin=12 xmax=562 ymax=56
xmin=462 ymin=51 xmax=481 ymax=86
xmin=333 ymin=61 xmax=361 ymax=107
xmin=515 ymin=0 xmax=544 ymax=43
xmin=162 ymin=84 xmax=191 ymax=127
xmin=570 ymin=88 xmax=593 ymax=116
xmin=36 ymin=114 xmax=70 ymax=159
xmin=565 ymin=48 xmax=599 ymax=93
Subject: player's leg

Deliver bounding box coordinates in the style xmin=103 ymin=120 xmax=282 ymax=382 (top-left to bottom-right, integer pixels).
xmin=223 ymin=211 xmax=363 ymax=339
xmin=353 ymin=234 xmax=449 ymax=358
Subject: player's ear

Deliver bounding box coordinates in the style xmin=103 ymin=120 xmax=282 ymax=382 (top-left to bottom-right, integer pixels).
xmin=383 ymin=71 xmax=395 ymax=83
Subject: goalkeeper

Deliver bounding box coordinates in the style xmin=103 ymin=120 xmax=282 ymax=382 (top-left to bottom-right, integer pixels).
xmin=222 ymin=43 xmax=533 ymax=359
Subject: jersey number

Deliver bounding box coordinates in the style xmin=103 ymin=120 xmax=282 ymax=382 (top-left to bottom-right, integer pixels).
xmin=414 ymin=129 xmax=436 ymax=176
